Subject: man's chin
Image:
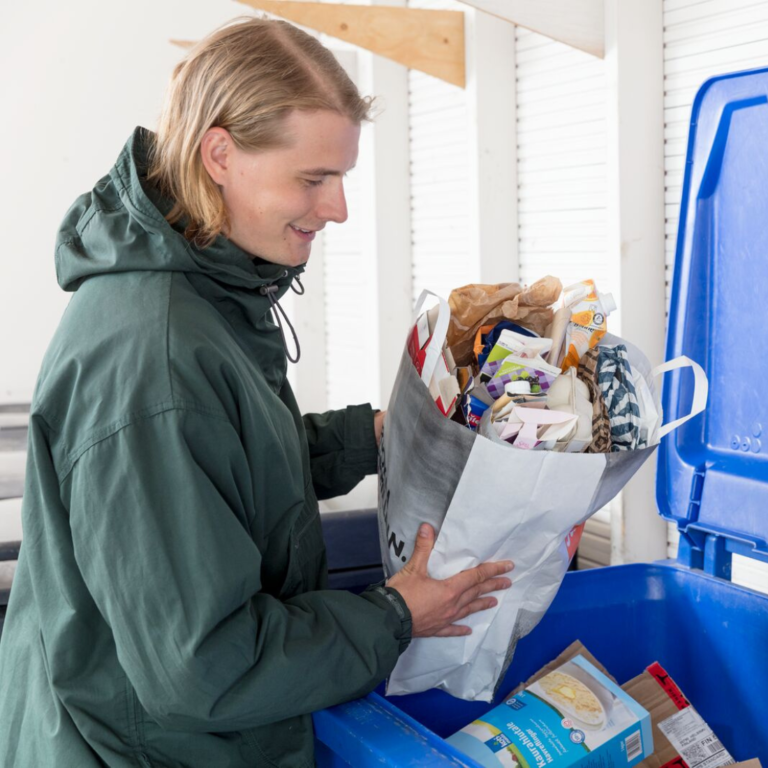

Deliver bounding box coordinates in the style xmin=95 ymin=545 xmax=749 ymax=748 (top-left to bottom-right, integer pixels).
xmin=247 ymin=249 xmax=309 ymax=269
xmin=291 ymin=249 xmax=311 ymax=268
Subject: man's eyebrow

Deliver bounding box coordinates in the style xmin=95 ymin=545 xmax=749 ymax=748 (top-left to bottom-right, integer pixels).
xmin=300 ymin=165 xmax=356 ymax=176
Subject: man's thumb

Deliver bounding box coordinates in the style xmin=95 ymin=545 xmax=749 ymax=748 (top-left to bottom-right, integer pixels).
xmin=408 ymin=523 xmax=435 ymax=572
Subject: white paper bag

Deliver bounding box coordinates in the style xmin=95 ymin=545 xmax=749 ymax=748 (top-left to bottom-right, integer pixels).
xmin=378 ymin=291 xmax=708 ymax=700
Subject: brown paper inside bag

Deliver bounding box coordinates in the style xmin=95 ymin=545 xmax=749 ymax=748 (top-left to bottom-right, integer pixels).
xmin=447 ymin=276 xmax=562 ymax=366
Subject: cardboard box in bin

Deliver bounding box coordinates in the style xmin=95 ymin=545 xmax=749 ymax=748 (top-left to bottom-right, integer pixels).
xmin=622 ymin=663 xmax=736 ymax=768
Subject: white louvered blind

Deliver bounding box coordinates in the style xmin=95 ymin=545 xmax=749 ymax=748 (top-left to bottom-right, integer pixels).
xmin=315 ymin=35 xmax=380 ymax=510
xmin=320 ymin=160 xmax=382 ymax=513
xmin=516 ymin=28 xmax=609 ymax=292
xmin=408 ymin=0 xmax=475 ymax=303
xmin=664 ymin=0 xmax=768 ymax=572
xmin=515 ymin=27 xmax=612 ymax=569
xmin=322 ymin=167 xmax=370 ymax=411
xmin=304 ymin=28 xmax=372 ymax=413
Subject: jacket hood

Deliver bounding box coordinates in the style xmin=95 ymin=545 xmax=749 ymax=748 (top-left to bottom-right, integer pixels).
xmin=55 ymin=126 xmax=305 ymax=294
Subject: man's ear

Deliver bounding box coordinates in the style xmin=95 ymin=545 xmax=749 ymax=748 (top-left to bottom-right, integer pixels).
xmin=199 ymin=127 xmax=232 ymax=186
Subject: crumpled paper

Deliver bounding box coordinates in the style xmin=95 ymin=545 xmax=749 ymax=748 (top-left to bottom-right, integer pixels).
xmin=447 ymin=276 xmax=562 ymax=366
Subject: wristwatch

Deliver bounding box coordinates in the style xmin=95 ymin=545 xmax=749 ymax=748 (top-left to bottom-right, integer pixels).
xmin=363 ymin=580 xmax=413 ymax=654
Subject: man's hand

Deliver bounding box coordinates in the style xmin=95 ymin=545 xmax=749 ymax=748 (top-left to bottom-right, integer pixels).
xmin=386 ymin=524 xmax=513 ymax=637
xmin=374 ymin=410 xmax=386 ymax=447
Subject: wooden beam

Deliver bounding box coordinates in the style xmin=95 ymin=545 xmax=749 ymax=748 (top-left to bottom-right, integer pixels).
xmin=234 ymin=0 xmax=466 ymax=88
xmin=455 ymin=0 xmax=604 ymax=59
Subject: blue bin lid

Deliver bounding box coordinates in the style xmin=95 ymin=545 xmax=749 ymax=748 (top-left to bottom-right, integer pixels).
xmin=658 ymin=66 xmax=768 ymax=566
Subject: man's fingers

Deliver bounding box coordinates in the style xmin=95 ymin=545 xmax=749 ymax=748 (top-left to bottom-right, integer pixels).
xmin=429 ymin=595 xmax=500 ymax=637
xmin=433 ymin=625 xmax=472 ymax=638
xmin=451 ymin=560 xmax=514 ymax=594
xmin=405 ymin=523 xmax=436 ymax=574
xmin=456 ymin=596 xmax=498 ymax=620
xmin=455 ymin=578 xmax=512 ymax=609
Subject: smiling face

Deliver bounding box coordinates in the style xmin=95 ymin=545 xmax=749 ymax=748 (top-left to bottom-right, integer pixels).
xmin=199 ymin=109 xmax=361 ymax=267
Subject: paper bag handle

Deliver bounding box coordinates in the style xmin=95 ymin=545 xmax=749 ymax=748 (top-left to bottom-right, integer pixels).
xmin=651 ymin=356 xmax=709 ymax=439
xmin=412 ymin=290 xmax=452 ymax=386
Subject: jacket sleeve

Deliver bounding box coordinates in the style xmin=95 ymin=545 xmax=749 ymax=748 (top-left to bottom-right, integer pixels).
xmin=302 ymin=404 xmax=379 ymax=500
xmin=65 ymin=407 xmax=409 ymax=732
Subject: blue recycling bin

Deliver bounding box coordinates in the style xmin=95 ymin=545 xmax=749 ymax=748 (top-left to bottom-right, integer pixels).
xmin=313 ymin=65 xmax=768 ymax=764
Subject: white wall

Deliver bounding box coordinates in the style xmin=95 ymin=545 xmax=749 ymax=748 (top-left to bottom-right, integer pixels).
xmin=0 ymin=4 xmax=657 ymax=549
xmin=12 ymin=3 xmax=768 ymax=583
xmin=0 ymin=2 xmax=404 ymax=419
xmin=0 ymin=1 xmax=246 ymax=402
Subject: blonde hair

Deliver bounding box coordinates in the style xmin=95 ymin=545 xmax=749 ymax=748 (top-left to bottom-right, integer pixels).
xmin=147 ymin=16 xmax=373 ymax=247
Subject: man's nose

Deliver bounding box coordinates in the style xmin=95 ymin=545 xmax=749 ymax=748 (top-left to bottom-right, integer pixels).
xmin=317 ymin=179 xmax=348 ymax=224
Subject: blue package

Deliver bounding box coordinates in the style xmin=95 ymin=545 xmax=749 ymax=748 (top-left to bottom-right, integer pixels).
xmin=478 ymin=322 xmax=539 ymax=367
xmin=462 ymin=394 xmax=490 ymax=431
xmin=447 ymin=655 xmax=652 ymax=768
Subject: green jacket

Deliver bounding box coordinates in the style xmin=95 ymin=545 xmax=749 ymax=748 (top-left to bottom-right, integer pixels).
xmin=0 ymin=127 xmax=410 ymax=768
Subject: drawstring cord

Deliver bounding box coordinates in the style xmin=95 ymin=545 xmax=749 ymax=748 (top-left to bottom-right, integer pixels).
xmin=290 ymin=275 xmax=305 ymax=295
xmin=259 ymin=280 xmax=301 ymax=364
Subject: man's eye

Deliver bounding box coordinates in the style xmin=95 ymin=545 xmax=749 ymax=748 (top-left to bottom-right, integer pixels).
xmin=303 ymin=178 xmax=323 ymax=187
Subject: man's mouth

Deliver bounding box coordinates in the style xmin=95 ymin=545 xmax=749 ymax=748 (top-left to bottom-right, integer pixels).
xmin=290 ymin=224 xmax=318 ymax=242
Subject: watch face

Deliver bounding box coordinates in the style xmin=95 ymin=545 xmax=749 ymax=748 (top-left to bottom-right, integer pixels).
xmin=380 ymin=587 xmax=408 ymax=622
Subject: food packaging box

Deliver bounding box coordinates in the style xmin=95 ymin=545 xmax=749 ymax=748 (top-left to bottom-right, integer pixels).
xmin=447 ymin=652 xmax=652 ymax=767
xmin=502 ymin=640 xmax=738 ymax=768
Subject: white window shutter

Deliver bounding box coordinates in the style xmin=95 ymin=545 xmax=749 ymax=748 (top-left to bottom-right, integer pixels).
xmin=516 ymin=28 xmax=609 ymax=292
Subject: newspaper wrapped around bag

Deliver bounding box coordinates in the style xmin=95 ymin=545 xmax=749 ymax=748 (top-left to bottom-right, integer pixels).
xmin=378 ymin=291 xmax=708 ymax=701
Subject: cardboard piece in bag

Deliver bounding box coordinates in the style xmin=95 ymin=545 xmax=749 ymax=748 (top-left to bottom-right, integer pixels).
xmin=408 ymin=306 xmax=460 ymax=417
